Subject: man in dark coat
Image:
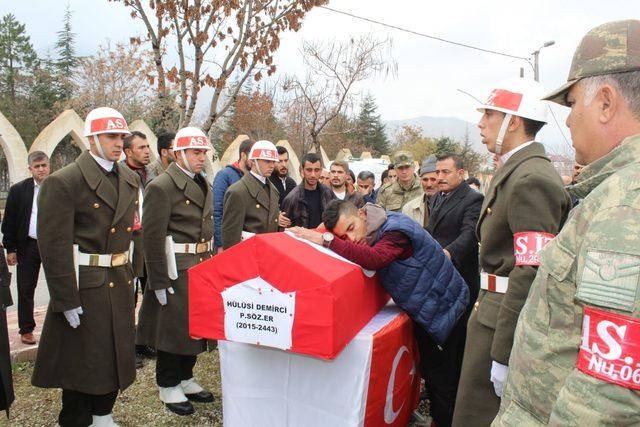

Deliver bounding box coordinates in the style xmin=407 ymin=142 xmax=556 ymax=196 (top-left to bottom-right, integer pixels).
xmin=1 ymin=151 xmax=50 ymax=345
xmin=0 ymin=248 xmax=14 ymax=416
xmin=269 ymin=145 xmax=297 ymax=208
xmin=32 ymin=107 xmax=140 ymax=427
xmin=422 ymin=153 xmax=483 ymax=427
xmin=136 ymin=127 xmax=215 ymax=416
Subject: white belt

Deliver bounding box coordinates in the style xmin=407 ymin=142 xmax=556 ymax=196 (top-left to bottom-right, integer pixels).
xmin=480 ymin=272 xmax=509 ymax=294
xmin=173 ymin=240 xmax=213 ymax=254
xmin=77 ymin=251 xmax=129 ymax=267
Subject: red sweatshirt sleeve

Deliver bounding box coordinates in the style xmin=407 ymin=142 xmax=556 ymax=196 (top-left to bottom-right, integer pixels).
xmin=328 ymin=231 xmax=413 ymax=270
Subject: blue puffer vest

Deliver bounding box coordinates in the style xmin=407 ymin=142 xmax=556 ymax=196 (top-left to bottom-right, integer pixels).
xmin=374 ymin=212 xmax=469 ymax=345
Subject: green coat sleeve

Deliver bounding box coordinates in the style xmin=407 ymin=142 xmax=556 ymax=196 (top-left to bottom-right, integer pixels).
xmin=142 ymin=183 xmax=172 ymax=291
xmin=491 ymin=172 xmax=569 ymax=364
xmin=221 ymin=188 xmax=246 ymax=249
xmin=37 ymin=174 xmax=81 ymax=312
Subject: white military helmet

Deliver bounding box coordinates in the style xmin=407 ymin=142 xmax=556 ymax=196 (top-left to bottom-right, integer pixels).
xmin=248 ymin=140 xmax=279 ymax=161
xmin=83 ymin=107 xmax=131 ymax=137
xmin=173 ymin=127 xmax=212 ymax=152
xmin=477 ymin=78 xmax=549 ymax=155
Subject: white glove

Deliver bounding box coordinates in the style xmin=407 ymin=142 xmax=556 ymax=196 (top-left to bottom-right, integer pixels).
xmin=155 ymin=287 xmax=175 ymax=306
xmin=63 ymin=306 xmax=83 ymax=329
xmin=490 ymin=361 xmax=509 ymax=398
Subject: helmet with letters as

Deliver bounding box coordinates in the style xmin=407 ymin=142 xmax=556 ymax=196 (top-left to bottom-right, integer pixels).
xmin=173 ymin=127 xmax=212 ymax=152
xmin=83 ymin=107 xmax=131 ymax=137
xmin=248 ymin=140 xmax=279 ymax=162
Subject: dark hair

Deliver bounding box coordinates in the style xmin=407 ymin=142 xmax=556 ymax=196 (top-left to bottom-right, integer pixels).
xmin=276 ymin=145 xmax=288 ymax=156
xmin=239 ymin=138 xmax=254 ymax=158
xmin=357 ymin=170 xmax=375 ymax=181
xmin=522 ymin=118 xmax=545 ymax=138
xmin=466 ymin=176 xmax=480 ymax=187
xmin=123 ymin=131 xmax=146 ymax=151
xmin=28 ymin=151 xmax=49 ymax=165
xmin=322 ymin=199 xmax=358 ymax=231
xmin=387 ymin=163 xmax=395 ymax=170
xmin=300 ymin=152 xmax=322 ymax=168
xmin=436 ymin=153 xmax=464 ymax=170
xmin=348 ymin=169 xmax=356 ymax=183
xmin=381 ymin=170 xmax=389 ymax=182
xmin=157 ymin=132 xmax=176 ymax=156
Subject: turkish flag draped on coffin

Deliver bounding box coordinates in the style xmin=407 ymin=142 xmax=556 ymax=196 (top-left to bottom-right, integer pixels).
xmin=188 ymin=232 xmax=389 ymax=359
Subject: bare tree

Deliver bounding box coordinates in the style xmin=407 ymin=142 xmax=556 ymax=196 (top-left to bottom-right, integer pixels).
xmin=112 ymin=0 xmax=327 ymax=131
xmin=281 ymin=35 xmax=395 ymax=154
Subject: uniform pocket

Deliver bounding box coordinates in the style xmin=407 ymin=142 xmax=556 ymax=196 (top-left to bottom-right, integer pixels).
xmin=78 ymin=267 xmax=105 ymax=289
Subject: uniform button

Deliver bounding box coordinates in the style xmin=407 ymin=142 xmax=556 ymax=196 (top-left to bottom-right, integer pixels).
xmin=186 ymin=200 xmax=190 ymax=205
xmin=110 ymin=228 xmax=116 ymax=234
xmin=275 ymin=218 xmax=278 ymax=223
xmin=256 ymin=204 xmax=260 ymax=209
xmin=202 ymin=217 xmax=205 ymax=222
xmin=93 ymin=203 xmax=100 ymax=209
xmin=109 ymin=282 xmax=115 ymax=288
xmin=135 ymin=200 xmax=139 ymax=205
xmin=210 ymin=215 xmax=213 ymax=219
xmin=201 ymin=238 xmax=205 ymax=242
xmin=126 ymin=227 xmax=132 ymax=232
xmin=474 ymin=301 xmax=479 ymax=310
xmin=128 ymin=280 xmax=132 ymax=285
xmin=487 ymin=207 xmax=492 ymax=215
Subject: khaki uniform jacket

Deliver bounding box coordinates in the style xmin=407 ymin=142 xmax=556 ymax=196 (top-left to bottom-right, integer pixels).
xmin=147 ymin=158 xmax=167 ymax=182
xmin=136 ymin=163 xmax=213 ymax=355
xmin=376 ymin=177 xmax=423 ymax=212
xmin=453 ymin=142 xmax=571 ymax=426
xmin=32 ymin=151 xmax=139 ymax=394
xmin=402 ymin=194 xmax=430 ymax=228
xmin=494 ymin=135 xmax=640 ymax=426
xmin=221 ymin=173 xmax=280 ymax=249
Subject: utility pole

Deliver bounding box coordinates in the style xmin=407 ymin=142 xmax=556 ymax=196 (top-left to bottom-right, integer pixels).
xmin=531 ymin=40 xmax=556 ymax=81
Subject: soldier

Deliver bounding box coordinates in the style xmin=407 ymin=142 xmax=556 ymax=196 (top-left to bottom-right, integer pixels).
xmin=221 ymin=140 xmax=284 ymax=249
xmin=32 ymin=107 xmax=139 ymax=427
xmin=451 ymin=78 xmax=571 ymax=426
xmin=376 ymin=152 xmax=422 ymax=212
xmin=493 ymin=20 xmax=640 ymax=426
xmin=136 ymin=127 xmax=215 ymax=416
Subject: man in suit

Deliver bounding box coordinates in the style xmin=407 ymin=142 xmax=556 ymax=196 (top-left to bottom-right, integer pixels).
xmin=222 ymin=140 xmax=284 ymax=249
xmin=422 ymin=153 xmax=483 ymax=427
xmin=136 ymin=127 xmax=215 ymax=416
xmin=32 ymin=107 xmax=140 ymax=426
xmin=1 ymin=151 xmax=50 ymax=345
xmin=269 ymin=145 xmax=296 ymax=208
xmin=0 ymin=249 xmax=13 ymax=416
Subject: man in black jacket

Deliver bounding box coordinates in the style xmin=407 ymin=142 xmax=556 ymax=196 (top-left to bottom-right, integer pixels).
xmin=269 ymin=146 xmax=296 ymax=208
xmin=1 ymin=151 xmax=50 ymax=345
xmin=422 ymin=153 xmax=483 ymax=427
xmin=0 ymin=249 xmax=13 ymax=416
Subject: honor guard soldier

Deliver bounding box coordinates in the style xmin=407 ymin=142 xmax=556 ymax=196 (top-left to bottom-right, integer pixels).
xmin=452 ymin=78 xmax=571 ymax=426
xmin=494 ymin=20 xmax=640 ymax=426
xmin=221 ymin=140 xmax=283 ymax=249
xmin=32 ymin=107 xmax=140 ymax=427
xmin=136 ymin=127 xmax=215 ymax=416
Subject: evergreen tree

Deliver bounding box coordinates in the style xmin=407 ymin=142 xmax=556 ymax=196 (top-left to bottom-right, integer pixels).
xmin=355 ymin=94 xmax=389 ymax=155
xmin=54 ymin=4 xmax=76 ymax=100
xmin=0 ymin=14 xmax=38 ymax=118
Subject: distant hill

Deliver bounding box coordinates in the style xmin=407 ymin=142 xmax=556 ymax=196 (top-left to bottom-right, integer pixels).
xmin=384 ymin=116 xmax=485 ymax=153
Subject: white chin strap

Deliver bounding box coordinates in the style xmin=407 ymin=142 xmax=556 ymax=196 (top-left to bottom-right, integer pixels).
xmin=180 ymin=150 xmax=193 ymax=174
xmin=253 ymin=158 xmax=266 ymax=177
xmin=495 ymin=113 xmax=512 ymax=156
xmin=92 ymin=135 xmax=107 ymax=159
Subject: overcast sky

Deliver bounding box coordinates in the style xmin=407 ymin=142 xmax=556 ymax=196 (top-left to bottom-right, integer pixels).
xmin=2 ymin=0 xmax=638 ymax=155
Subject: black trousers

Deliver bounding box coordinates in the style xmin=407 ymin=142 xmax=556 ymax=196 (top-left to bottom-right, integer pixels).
xmin=58 ymin=389 xmax=118 ymax=427
xmin=156 ymin=350 xmax=197 ymax=388
xmin=416 ymin=314 xmax=468 ymax=427
xmin=16 ymin=238 xmax=41 ymax=334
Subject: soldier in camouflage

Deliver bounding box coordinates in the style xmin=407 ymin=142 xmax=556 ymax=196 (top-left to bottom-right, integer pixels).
xmin=376 ymin=152 xmax=422 ymax=212
xmin=493 ymin=20 xmax=640 ymax=426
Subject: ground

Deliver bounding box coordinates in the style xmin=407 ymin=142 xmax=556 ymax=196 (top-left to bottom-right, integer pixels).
xmin=0 ymin=351 xmax=223 ymax=426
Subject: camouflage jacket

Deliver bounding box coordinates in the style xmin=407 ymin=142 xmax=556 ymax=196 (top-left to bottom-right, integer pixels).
xmin=493 ymin=134 xmax=640 ymax=426
xmin=376 ymin=177 xmax=422 ymax=212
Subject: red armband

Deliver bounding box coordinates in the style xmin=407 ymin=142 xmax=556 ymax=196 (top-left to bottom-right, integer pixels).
xmin=513 ymin=231 xmax=554 ymax=266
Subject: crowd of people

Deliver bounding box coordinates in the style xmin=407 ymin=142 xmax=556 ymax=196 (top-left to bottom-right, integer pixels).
xmin=0 ymin=18 xmax=638 ymax=427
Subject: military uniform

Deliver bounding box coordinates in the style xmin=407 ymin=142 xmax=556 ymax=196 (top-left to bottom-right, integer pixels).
xmin=493 ymin=20 xmax=640 ymax=426
xmin=377 ymin=178 xmax=422 ymax=212
xmin=147 ymin=157 xmax=167 ymax=181
xmin=32 ymin=151 xmax=140 ymax=420
xmin=136 ymin=162 xmax=213 ymax=356
xmin=221 ymin=173 xmax=280 ymax=249
xmin=452 ymin=142 xmax=570 ymax=426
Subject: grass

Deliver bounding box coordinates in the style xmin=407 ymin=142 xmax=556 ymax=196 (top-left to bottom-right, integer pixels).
xmin=0 ymin=351 xmax=223 ymax=426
